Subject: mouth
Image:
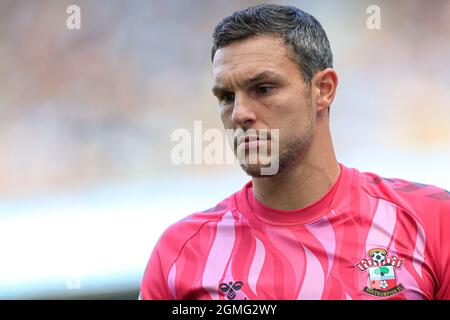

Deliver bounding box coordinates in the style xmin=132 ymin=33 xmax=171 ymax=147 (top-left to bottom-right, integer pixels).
xmin=238 ymin=135 xmax=262 ymax=143
xmin=237 ymin=135 xmax=270 ymax=148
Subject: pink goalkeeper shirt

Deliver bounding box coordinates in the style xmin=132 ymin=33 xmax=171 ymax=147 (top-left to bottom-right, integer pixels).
xmin=140 ymin=164 xmax=450 ymax=300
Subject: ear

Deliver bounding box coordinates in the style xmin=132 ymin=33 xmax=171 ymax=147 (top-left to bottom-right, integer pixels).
xmin=311 ymin=68 xmax=338 ymax=113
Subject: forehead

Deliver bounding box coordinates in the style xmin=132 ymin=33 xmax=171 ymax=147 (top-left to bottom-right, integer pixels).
xmin=212 ymin=36 xmax=299 ymax=86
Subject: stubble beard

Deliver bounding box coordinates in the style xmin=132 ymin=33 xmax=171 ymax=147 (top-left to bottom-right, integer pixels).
xmin=239 ymin=97 xmax=315 ymax=178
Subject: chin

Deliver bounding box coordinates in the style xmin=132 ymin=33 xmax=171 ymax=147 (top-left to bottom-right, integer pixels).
xmin=239 ymin=162 xmax=278 ymax=177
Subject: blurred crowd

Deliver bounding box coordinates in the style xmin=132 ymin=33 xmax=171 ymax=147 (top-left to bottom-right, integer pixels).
xmin=0 ymin=0 xmax=449 ymax=200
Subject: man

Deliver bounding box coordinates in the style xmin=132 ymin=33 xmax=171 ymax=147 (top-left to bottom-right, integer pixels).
xmin=140 ymin=4 xmax=449 ymax=300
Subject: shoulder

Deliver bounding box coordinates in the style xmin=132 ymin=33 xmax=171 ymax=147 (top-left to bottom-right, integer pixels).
xmin=356 ymin=168 xmax=450 ymax=218
xmin=155 ymin=194 xmax=237 ymax=255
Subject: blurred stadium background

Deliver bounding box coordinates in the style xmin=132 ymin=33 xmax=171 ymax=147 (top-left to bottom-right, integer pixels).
xmin=0 ymin=0 xmax=449 ymax=299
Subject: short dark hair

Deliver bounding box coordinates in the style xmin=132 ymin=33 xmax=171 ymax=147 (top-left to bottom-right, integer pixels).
xmin=211 ymin=4 xmax=333 ymax=83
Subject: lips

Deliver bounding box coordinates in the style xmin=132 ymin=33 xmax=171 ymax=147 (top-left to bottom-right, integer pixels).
xmin=244 ymin=135 xmax=259 ymax=142
xmin=238 ymin=135 xmax=269 ymax=146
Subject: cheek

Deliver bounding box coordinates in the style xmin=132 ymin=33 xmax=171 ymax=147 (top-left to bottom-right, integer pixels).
xmin=219 ymin=105 xmax=228 ymax=119
xmin=274 ymin=95 xmax=308 ymax=119
xmin=219 ymin=107 xmax=234 ymax=128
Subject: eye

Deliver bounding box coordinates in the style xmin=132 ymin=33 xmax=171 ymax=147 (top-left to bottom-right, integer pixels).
xmin=221 ymin=91 xmax=235 ymax=104
xmin=257 ymin=85 xmax=273 ymax=95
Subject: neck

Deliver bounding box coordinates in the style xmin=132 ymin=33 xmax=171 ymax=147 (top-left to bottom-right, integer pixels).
xmin=252 ymin=125 xmax=340 ymax=211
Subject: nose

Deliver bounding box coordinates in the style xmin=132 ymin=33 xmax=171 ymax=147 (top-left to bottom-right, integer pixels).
xmin=231 ymin=93 xmax=256 ymax=129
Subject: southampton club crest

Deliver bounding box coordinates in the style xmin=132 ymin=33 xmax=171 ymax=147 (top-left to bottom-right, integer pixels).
xmin=356 ymin=248 xmax=404 ymax=297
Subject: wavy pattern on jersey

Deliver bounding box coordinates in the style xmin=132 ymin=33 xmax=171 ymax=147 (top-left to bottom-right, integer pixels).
xmin=305 ymin=216 xmax=336 ymax=278
xmin=263 ymin=227 xmax=307 ymax=298
xmin=391 ymin=208 xmax=428 ymax=299
xmin=413 ymin=222 xmax=426 ymax=279
xmin=363 ymin=197 xmax=427 ymax=299
xmin=390 ymin=241 xmax=423 ymax=300
xmin=169 ymin=217 xmax=219 ymax=299
xmin=297 ymin=244 xmax=325 ymax=299
xmin=225 ymin=215 xmax=330 ymax=300
xmin=167 ymin=262 xmax=176 ymax=299
xmin=141 ymin=165 xmax=448 ymax=300
xmin=247 ymin=237 xmax=266 ymax=296
xmin=365 ymin=199 xmax=397 ymax=252
xmin=221 ymin=212 xmax=265 ymax=299
xmin=363 ymin=198 xmax=406 ymax=299
xmin=222 ymin=257 xmax=249 ymax=300
xmin=202 ymin=211 xmax=236 ymax=299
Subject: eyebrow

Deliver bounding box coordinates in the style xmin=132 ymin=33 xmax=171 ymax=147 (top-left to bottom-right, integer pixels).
xmin=212 ymin=70 xmax=281 ymax=96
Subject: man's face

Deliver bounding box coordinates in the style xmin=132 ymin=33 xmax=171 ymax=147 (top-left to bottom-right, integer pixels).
xmin=212 ymin=35 xmax=315 ymax=177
